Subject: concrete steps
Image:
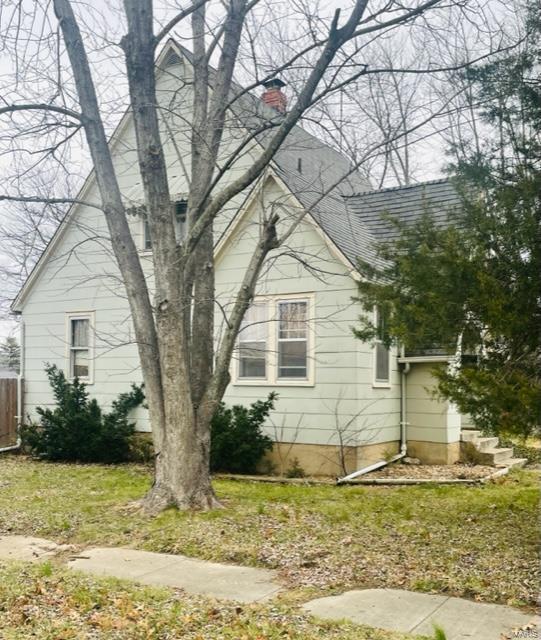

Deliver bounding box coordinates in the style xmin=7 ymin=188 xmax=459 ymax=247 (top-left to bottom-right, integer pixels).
xmin=495 ymin=457 xmax=528 ymax=470
xmin=478 ymin=447 xmax=514 ymax=465
xmin=460 ymin=429 xmax=527 ymax=469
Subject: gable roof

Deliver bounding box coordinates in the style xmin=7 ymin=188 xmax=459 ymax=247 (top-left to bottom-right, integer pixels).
xmin=346 ymin=178 xmax=463 ymax=244
xmin=176 ymin=41 xmax=378 ymax=266
xmin=11 ymin=39 xmax=460 ymax=311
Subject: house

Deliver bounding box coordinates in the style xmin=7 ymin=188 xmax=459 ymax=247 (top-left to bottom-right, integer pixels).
xmin=11 ymin=41 xmax=476 ymax=476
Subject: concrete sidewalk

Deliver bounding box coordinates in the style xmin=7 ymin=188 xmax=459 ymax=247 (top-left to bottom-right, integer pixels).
xmin=68 ymin=546 xmax=281 ymax=603
xmin=0 ymin=535 xmax=74 ymax=562
xmin=0 ymin=535 xmax=537 ymax=637
xmin=0 ymin=535 xmax=281 ymax=603
xmin=302 ymin=588 xmax=539 ymax=640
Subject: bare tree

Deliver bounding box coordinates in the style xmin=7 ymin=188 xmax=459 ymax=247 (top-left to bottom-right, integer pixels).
xmin=0 ymin=0 xmax=516 ymax=512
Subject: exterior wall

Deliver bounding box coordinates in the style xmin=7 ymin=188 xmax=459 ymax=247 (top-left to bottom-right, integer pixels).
xmin=405 ymin=362 xmax=461 ymax=464
xmin=19 ymin=177 xmax=402 ymax=449
xmin=216 ymin=179 xmax=401 ymax=452
xmin=262 ymin=442 xmax=358 ymax=477
xmin=17 ymin=50 xmax=402 ymax=457
xmin=17 ymin=55 xmax=258 ymax=431
xmin=407 ymin=440 xmax=461 ymax=465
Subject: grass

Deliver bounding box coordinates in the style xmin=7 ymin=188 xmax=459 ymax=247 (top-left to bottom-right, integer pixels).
xmin=0 ymin=456 xmax=539 ymax=613
xmin=0 ymin=562 xmax=418 ymax=640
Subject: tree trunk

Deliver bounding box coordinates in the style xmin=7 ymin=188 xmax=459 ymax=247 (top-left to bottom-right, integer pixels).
xmin=141 ymin=375 xmax=220 ymax=513
xmin=52 ymin=0 xmax=374 ymax=515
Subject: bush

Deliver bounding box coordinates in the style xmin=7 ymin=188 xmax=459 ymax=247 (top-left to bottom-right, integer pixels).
xmin=21 ymin=364 xmax=144 ymax=463
xmin=210 ymin=393 xmax=276 ymax=474
xmin=460 ymin=441 xmax=485 ymax=466
xmin=500 ymin=438 xmax=541 ymax=465
xmin=285 ymin=457 xmax=306 ymax=478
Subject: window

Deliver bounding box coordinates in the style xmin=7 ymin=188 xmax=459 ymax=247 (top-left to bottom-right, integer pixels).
xmin=142 ymin=199 xmax=188 ymax=250
xmin=277 ymin=300 xmax=307 ymax=379
xmin=374 ymin=307 xmax=390 ymax=385
xmin=143 ymin=218 xmax=152 ymax=250
xmin=67 ymin=313 xmax=93 ymax=381
xmin=235 ymin=294 xmax=313 ymax=385
xmin=173 ymin=199 xmax=187 ymax=243
xmin=238 ymin=303 xmax=267 ymax=379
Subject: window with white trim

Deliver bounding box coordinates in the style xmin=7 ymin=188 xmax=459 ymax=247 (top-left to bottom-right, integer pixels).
xmin=238 ymin=302 xmax=267 ymax=379
xmin=374 ymin=306 xmax=390 ymax=385
xmin=277 ymin=300 xmax=308 ymax=379
xmin=143 ymin=199 xmax=188 ymax=250
xmin=67 ymin=315 xmax=92 ymax=380
xmin=236 ymin=295 xmax=313 ymax=385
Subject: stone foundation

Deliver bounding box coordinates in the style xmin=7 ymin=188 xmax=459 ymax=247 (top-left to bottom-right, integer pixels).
xmin=133 ymin=431 xmax=460 ymax=476
xmin=406 ymin=440 xmax=461 ymax=465
xmin=261 ymin=442 xmax=357 ymax=477
xmin=263 ymin=439 xmax=462 ymax=476
xmin=261 ymin=440 xmax=403 ymax=477
xmin=356 ymin=440 xmax=400 ymax=467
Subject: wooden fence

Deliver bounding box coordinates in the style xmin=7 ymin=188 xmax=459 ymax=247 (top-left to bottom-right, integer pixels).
xmin=0 ymin=378 xmax=18 ymax=447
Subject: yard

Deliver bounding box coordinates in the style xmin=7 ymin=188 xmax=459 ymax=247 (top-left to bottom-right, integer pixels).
xmin=0 ymin=456 xmax=538 ymax=638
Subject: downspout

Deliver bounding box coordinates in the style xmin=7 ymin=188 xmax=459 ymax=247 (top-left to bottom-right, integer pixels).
xmin=337 ymin=345 xmax=411 ymax=483
xmin=399 ymin=345 xmax=410 ymax=455
xmin=0 ymin=320 xmax=24 ymax=454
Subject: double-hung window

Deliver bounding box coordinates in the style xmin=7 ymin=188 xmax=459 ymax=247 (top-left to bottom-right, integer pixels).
xmin=143 ymin=199 xmax=188 ymax=250
xmin=277 ymin=300 xmax=308 ymax=379
xmin=67 ymin=313 xmax=93 ymax=381
xmin=373 ymin=306 xmax=390 ymax=385
xmin=238 ymin=303 xmax=268 ymax=379
xmin=236 ymin=295 xmax=313 ymax=385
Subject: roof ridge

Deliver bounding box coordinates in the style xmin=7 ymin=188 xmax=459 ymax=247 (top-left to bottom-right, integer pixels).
xmin=168 ymin=38 xmax=366 ymax=179
xmin=349 ymin=177 xmax=451 ymax=197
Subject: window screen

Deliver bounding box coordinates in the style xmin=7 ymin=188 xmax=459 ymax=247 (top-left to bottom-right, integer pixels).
xmin=374 ymin=307 xmax=390 ymax=383
xmin=277 ymin=301 xmax=307 ymax=378
xmin=70 ymin=318 xmax=90 ymax=378
xmin=238 ymin=303 xmax=267 ymax=378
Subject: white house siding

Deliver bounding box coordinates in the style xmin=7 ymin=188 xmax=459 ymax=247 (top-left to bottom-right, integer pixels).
xmin=17 ymin=50 xmax=403 ymax=467
xmin=405 ymin=362 xmax=461 ymax=464
xmin=19 ymin=198 xmax=148 ymax=427
xmin=216 ymin=178 xmax=401 ymax=452
xmin=406 ymin=363 xmax=456 ymax=443
xmin=19 ymin=54 xmax=266 ymax=429
xmin=20 ymin=177 xmax=402 ymax=452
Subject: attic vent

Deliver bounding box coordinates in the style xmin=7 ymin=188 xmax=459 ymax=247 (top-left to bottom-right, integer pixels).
xmin=297 ymin=157 xmax=302 ymax=174
xmin=175 ymin=199 xmax=188 ymax=216
xmin=174 ymin=199 xmax=188 ymax=243
xmin=162 ymin=51 xmax=182 ymax=68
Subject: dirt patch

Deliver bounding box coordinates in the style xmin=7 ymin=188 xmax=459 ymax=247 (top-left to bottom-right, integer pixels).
xmin=367 ymin=463 xmax=496 ymax=480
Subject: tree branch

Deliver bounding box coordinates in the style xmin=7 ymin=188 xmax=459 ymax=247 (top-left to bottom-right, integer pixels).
xmin=0 ymin=194 xmax=102 ymax=209
xmin=153 ymin=0 xmax=208 ymax=47
xmin=185 ymin=0 xmax=370 ymax=255
xmin=0 ymin=103 xmax=82 ymax=120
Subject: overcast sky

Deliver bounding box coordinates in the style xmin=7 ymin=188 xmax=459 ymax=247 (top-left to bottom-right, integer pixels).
xmin=0 ymin=0 xmax=519 ymax=341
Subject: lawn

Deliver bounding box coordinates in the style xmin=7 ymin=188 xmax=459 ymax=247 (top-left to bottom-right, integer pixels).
xmin=0 ymin=456 xmax=538 ymax=628
xmin=0 ymin=562 xmax=414 ymax=640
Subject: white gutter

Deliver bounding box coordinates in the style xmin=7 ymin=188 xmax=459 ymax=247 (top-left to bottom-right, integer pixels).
xmin=337 ymin=345 xmax=411 ymax=483
xmin=399 ymin=347 xmax=411 ymax=456
xmin=0 ymin=321 xmax=24 ymax=454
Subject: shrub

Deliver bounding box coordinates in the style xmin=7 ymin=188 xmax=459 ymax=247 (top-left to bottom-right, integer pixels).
xmin=128 ymin=433 xmax=155 ymax=463
xmin=21 ymin=364 xmax=144 ymax=463
xmin=500 ymin=438 xmax=541 ymax=465
xmin=210 ymin=393 xmax=276 ymax=474
xmin=460 ymin=441 xmax=485 ymax=466
xmin=285 ymin=457 xmax=306 ymax=478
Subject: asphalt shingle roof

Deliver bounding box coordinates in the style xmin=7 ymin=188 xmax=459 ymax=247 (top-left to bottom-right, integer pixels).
xmin=175 ymin=42 xmax=463 ymax=268
xmin=346 ymin=179 xmax=463 ymax=244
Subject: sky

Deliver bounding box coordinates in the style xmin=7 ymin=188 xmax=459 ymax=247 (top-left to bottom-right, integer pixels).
xmin=0 ymin=0 xmax=519 ymax=340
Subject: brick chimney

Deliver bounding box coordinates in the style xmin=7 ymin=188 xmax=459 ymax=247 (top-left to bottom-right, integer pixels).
xmin=261 ymin=78 xmax=287 ymax=113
